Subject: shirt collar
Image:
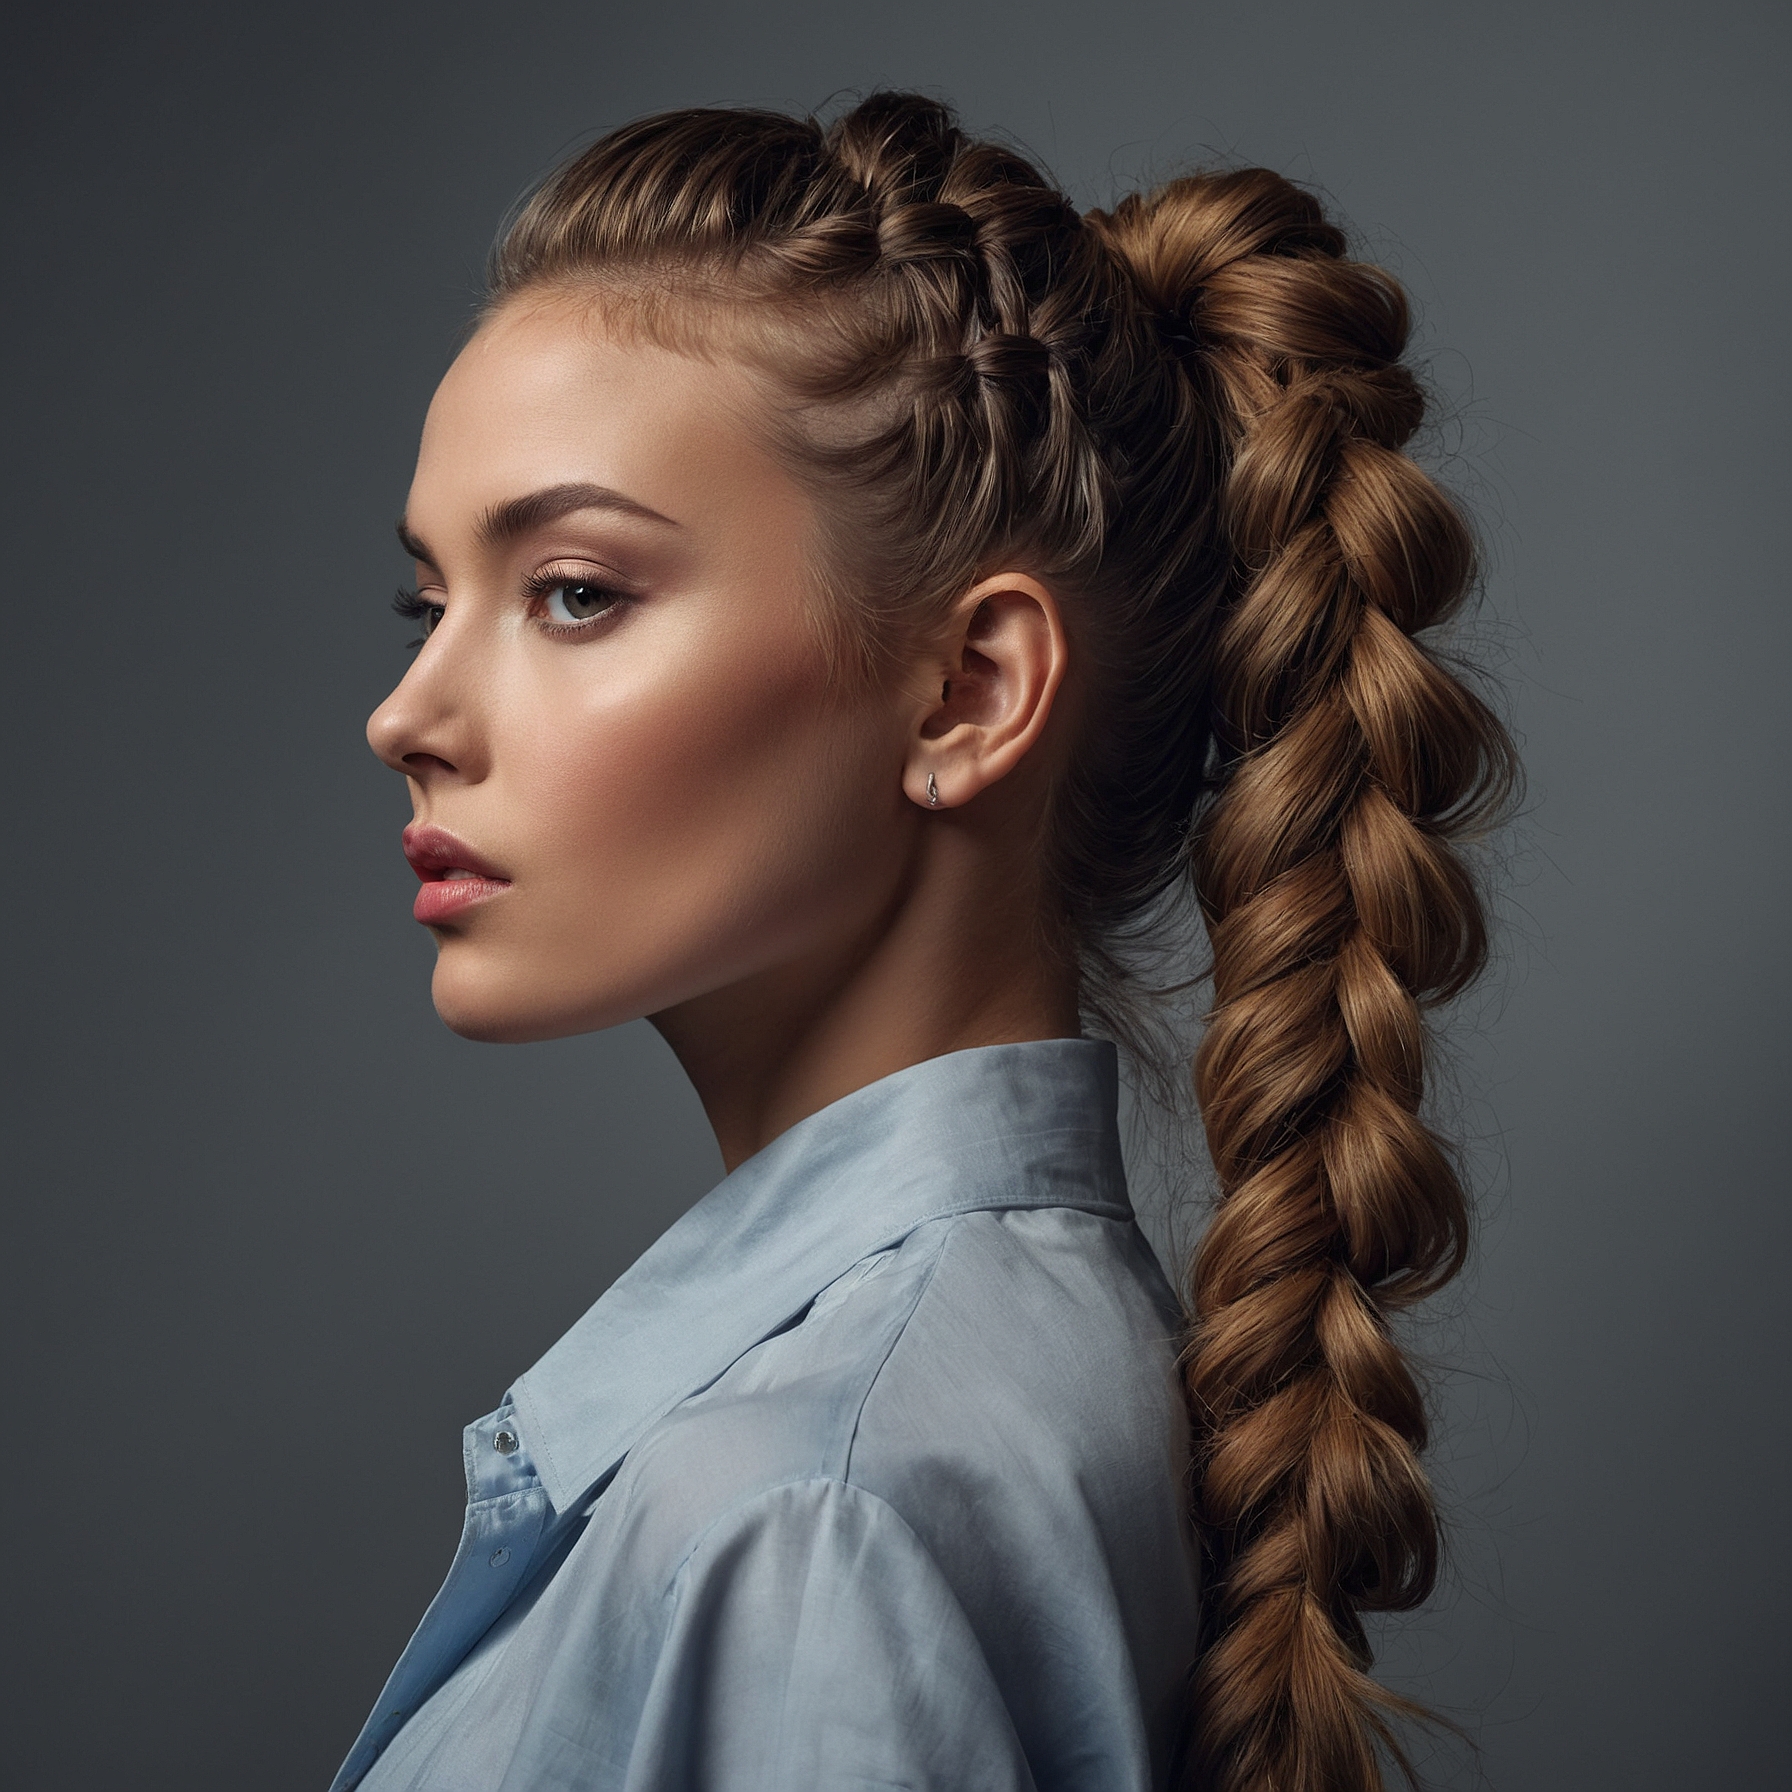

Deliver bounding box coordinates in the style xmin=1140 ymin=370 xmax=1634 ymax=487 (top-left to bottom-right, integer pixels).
xmin=509 ymin=1037 xmax=1130 ymax=1514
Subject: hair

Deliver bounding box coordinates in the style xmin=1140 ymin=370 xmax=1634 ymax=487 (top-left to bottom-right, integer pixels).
xmin=487 ymin=93 xmax=1517 ymax=1790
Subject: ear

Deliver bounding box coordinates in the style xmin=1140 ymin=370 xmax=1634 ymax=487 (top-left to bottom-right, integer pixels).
xmin=903 ymin=571 xmax=1071 ymax=810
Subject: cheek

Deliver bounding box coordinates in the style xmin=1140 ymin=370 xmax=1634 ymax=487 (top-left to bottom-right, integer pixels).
xmin=496 ymin=626 xmax=906 ymax=1004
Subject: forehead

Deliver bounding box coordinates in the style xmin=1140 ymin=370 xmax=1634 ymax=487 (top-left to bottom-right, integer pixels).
xmin=411 ymin=296 xmax=804 ymax=539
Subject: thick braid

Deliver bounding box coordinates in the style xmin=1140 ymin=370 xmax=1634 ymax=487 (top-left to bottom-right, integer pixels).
xmin=1103 ymin=174 xmax=1513 ymax=1790
xmin=491 ymin=101 xmax=1518 ymax=1789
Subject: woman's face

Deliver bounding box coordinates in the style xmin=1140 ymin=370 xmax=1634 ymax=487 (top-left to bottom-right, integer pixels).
xmin=368 ymin=296 xmax=921 ymax=1044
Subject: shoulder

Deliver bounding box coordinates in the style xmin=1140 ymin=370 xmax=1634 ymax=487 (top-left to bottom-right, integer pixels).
xmin=549 ymin=1208 xmax=1194 ymax=1785
xmin=596 ymin=1214 xmax=952 ymax=1563
xmin=605 ymin=1205 xmax=1185 ymax=1578
xmin=851 ymin=1206 xmax=1187 ymax=1490
xmin=846 ymin=1208 xmax=1192 ymax=1620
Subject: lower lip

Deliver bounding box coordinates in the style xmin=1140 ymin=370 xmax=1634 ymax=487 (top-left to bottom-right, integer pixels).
xmin=412 ymin=876 xmax=511 ymax=925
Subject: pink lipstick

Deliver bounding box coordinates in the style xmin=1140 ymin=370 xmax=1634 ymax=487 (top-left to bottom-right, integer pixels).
xmin=402 ymin=824 xmax=512 ymax=925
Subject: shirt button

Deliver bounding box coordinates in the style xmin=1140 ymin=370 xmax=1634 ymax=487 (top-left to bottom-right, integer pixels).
xmin=490 ymin=1548 xmax=511 ymax=1567
xmin=493 ymin=1429 xmax=518 ymax=1455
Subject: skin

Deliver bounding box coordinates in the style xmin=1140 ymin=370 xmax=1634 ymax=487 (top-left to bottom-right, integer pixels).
xmin=369 ymin=294 xmax=1082 ymax=1170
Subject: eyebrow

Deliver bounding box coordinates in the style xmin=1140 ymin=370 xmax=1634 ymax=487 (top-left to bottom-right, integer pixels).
xmin=396 ymin=481 xmax=681 ymax=564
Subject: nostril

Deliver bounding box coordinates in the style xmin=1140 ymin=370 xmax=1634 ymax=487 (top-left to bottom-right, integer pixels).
xmin=402 ymin=751 xmax=457 ymax=775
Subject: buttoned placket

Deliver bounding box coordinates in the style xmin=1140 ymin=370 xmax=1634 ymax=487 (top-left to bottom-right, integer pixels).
xmin=330 ymin=1401 xmax=555 ymax=1792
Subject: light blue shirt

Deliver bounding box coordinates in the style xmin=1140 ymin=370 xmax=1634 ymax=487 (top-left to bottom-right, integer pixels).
xmin=333 ymin=1039 xmax=1199 ymax=1791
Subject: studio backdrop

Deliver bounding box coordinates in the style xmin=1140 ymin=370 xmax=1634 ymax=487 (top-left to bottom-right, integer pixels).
xmin=4 ymin=3 xmax=1786 ymax=1788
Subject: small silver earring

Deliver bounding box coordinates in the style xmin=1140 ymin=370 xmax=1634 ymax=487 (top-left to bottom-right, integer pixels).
xmin=926 ymin=772 xmax=940 ymax=808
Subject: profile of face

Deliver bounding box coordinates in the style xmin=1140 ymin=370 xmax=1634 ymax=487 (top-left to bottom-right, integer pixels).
xmin=367 ymin=296 xmax=1069 ymax=1068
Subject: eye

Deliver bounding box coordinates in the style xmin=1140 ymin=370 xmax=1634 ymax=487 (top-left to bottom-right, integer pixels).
xmin=542 ymin=580 xmax=622 ymax=624
xmin=393 ymin=586 xmax=445 ymax=646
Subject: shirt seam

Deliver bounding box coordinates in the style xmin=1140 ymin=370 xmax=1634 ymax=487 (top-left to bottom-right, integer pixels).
xmin=660 ymin=1471 xmax=944 ymax=1595
xmin=523 ymin=1193 xmax=1131 ymax=1513
xmin=644 ymin=1223 xmax=958 ymax=1593
xmin=840 ymin=1213 xmax=959 ymax=1488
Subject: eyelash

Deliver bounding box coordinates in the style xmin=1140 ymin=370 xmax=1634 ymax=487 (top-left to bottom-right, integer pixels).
xmin=392 ymin=586 xmax=442 ymax=649
xmin=391 ymin=571 xmax=630 ymax=648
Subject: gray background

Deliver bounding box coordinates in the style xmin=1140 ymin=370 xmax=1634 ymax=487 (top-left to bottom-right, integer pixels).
xmin=4 ymin=2 xmax=1786 ymax=1787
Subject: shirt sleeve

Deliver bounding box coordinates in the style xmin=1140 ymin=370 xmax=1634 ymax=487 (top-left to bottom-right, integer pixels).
xmin=617 ymin=1476 xmax=1037 ymax=1792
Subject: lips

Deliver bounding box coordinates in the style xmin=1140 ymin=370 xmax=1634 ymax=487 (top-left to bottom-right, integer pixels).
xmin=402 ymin=823 xmax=512 ymax=926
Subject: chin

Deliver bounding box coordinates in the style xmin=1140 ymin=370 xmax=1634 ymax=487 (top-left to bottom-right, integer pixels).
xmin=429 ymin=955 xmax=633 ymax=1045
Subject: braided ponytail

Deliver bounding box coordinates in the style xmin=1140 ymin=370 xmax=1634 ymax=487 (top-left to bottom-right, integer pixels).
xmin=487 ymin=97 xmax=1517 ymax=1790
xmin=1098 ymin=172 xmax=1516 ymax=1789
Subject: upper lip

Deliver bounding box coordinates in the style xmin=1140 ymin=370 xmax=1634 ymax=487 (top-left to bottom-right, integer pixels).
xmin=401 ymin=823 xmax=510 ymax=883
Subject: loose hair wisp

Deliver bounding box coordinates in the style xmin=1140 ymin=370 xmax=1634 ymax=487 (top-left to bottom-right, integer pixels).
xmin=490 ymin=93 xmax=1517 ymax=1792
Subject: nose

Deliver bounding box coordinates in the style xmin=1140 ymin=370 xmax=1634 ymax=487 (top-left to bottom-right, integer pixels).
xmin=366 ymin=644 xmax=481 ymax=783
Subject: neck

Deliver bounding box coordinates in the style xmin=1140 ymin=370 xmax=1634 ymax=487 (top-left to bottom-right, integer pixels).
xmin=651 ymin=820 xmax=1082 ymax=1172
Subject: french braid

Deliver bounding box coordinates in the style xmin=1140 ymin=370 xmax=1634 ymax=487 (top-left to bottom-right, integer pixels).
xmin=489 ymin=96 xmax=1516 ymax=1791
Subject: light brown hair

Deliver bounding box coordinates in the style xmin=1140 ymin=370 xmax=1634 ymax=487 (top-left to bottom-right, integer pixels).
xmin=490 ymin=92 xmax=1516 ymax=1790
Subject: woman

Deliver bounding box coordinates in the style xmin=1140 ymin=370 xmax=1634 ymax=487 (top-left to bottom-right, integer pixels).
xmin=337 ymin=92 xmax=1513 ymax=1792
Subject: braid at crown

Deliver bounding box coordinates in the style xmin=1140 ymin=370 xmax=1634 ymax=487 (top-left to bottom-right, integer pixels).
xmin=491 ymin=94 xmax=1517 ymax=1792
